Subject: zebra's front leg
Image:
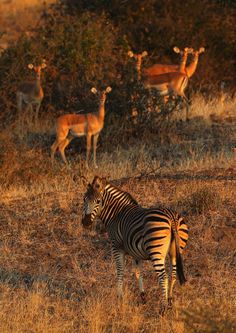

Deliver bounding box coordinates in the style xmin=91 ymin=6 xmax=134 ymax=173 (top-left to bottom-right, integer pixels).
xmin=133 ymin=259 xmax=146 ymax=302
xmin=112 ymin=245 xmax=125 ymax=298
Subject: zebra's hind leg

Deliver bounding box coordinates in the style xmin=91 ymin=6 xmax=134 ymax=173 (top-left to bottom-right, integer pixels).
xmin=112 ymin=245 xmax=125 ymax=299
xmin=150 ymin=255 xmax=168 ymax=315
xmin=168 ymin=239 xmax=177 ymax=307
xmin=133 ymin=259 xmax=146 ymax=302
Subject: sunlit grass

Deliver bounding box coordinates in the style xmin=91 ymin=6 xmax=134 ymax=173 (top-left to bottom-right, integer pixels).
xmin=0 ymin=92 xmax=235 ymax=332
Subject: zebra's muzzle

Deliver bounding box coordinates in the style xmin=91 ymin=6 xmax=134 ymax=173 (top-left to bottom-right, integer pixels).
xmin=82 ymin=214 xmax=92 ymax=228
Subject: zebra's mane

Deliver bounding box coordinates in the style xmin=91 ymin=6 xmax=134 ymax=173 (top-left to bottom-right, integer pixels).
xmin=106 ymin=183 xmax=138 ymax=206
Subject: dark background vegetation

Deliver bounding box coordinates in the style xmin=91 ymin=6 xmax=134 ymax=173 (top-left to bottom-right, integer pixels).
xmin=0 ymin=0 xmax=235 ymax=125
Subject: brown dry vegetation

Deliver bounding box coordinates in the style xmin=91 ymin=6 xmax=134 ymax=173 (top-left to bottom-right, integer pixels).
xmin=0 ymin=95 xmax=236 ymax=332
xmin=0 ymin=1 xmax=236 ymax=332
xmin=0 ymin=0 xmax=55 ymax=47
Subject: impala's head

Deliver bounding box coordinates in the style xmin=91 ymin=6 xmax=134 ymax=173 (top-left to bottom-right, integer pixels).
xmin=91 ymin=86 xmax=112 ymax=102
xmin=173 ymin=47 xmax=193 ymax=62
xmin=128 ymin=50 xmax=148 ymax=60
xmin=128 ymin=50 xmax=148 ymax=68
xmin=128 ymin=50 xmax=148 ymax=78
xmin=82 ymin=176 xmax=107 ymax=228
xmin=28 ymin=60 xmax=47 ymax=79
xmin=191 ymin=47 xmax=205 ymax=58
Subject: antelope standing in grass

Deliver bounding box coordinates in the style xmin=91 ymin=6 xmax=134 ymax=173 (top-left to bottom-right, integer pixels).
xmin=17 ymin=61 xmax=46 ymax=123
xmin=142 ymin=47 xmax=205 ymax=78
xmin=128 ymin=51 xmax=148 ymax=80
xmin=129 ymin=47 xmax=205 ymax=120
xmin=141 ymin=47 xmax=193 ymax=77
xmin=51 ymin=86 xmax=112 ymax=167
xmin=128 ymin=48 xmax=190 ymax=119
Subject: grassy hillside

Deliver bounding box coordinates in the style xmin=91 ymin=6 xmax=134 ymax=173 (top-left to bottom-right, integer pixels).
xmin=0 ymin=0 xmax=55 ymax=50
xmin=0 ymin=95 xmax=235 ymax=332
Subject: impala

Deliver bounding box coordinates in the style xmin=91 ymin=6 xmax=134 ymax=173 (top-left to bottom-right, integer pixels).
xmin=127 ymin=51 xmax=148 ymax=80
xmin=51 ymin=86 xmax=112 ymax=167
xmin=142 ymin=47 xmax=193 ymax=76
xmin=128 ymin=49 xmax=190 ymax=118
xmin=184 ymin=47 xmax=205 ymax=78
xmin=129 ymin=47 xmax=205 ymax=120
xmin=17 ymin=60 xmax=46 ymax=122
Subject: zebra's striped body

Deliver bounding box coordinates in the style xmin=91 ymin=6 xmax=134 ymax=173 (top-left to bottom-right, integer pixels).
xmin=82 ymin=176 xmax=189 ymax=312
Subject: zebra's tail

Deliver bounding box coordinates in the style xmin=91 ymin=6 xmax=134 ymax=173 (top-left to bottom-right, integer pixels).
xmin=175 ymin=242 xmax=187 ymax=285
xmin=172 ymin=217 xmax=187 ymax=285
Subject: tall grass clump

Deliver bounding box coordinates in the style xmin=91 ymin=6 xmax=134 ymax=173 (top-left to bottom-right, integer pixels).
xmin=182 ymin=186 xmax=222 ymax=215
xmin=183 ymin=306 xmax=236 ymax=333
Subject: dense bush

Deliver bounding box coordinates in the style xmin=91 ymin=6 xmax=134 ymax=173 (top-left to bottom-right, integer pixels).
xmin=0 ymin=0 xmax=235 ymax=126
xmin=61 ymin=0 xmax=236 ymax=88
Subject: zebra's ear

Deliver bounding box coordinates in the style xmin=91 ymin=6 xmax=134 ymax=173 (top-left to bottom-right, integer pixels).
xmin=101 ymin=177 xmax=107 ymax=187
xmin=92 ymin=176 xmax=106 ymax=193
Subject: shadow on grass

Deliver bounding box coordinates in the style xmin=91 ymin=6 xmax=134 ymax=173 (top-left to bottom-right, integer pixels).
xmin=0 ymin=266 xmax=84 ymax=301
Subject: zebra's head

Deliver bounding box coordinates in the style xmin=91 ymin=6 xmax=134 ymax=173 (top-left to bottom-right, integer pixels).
xmin=82 ymin=176 xmax=107 ymax=228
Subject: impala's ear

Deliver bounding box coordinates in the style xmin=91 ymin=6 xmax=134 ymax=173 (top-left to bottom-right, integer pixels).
xmin=91 ymin=87 xmax=97 ymax=94
xmin=173 ymin=46 xmax=180 ymax=54
xmin=142 ymin=51 xmax=148 ymax=57
xmin=199 ymin=47 xmax=205 ymax=54
xmin=41 ymin=61 xmax=47 ymax=69
xmin=105 ymin=86 xmax=112 ymax=93
xmin=128 ymin=51 xmax=134 ymax=58
xmin=28 ymin=64 xmax=34 ymax=69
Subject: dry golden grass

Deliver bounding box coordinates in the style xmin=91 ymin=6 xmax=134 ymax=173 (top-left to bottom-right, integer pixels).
xmin=0 ymin=0 xmax=55 ymax=51
xmin=0 ymin=96 xmax=235 ymax=332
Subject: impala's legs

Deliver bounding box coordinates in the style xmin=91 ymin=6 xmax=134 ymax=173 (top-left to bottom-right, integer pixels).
xmin=51 ymin=139 xmax=59 ymax=162
xmin=16 ymin=92 xmax=24 ymax=131
xmin=24 ymin=103 xmax=33 ymax=124
xmin=17 ymin=92 xmax=23 ymax=113
xmin=51 ymin=129 xmax=70 ymax=164
xmin=58 ymin=137 xmax=73 ymax=164
xmin=86 ymin=133 xmax=92 ymax=168
xmin=35 ymin=102 xmax=41 ymax=124
xmin=93 ymin=133 xmax=99 ymax=168
xmin=182 ymin=95 xmax=190 ymax=121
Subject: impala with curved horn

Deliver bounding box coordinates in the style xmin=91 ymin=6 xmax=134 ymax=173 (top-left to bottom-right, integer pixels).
xmin=51 ymin=86 xmax=112 ymax=167
xmin=17 ymin=60 xmax=47 ymax=123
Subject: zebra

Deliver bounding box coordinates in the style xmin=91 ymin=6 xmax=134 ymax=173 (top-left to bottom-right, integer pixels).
xmin=82 ymin=176 xmax=189 ymax=313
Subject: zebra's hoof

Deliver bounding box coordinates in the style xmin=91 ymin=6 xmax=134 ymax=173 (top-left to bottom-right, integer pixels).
xmin=159 ymin=304 xmax=167 ymax=316
xmin=168 ymin=297 xmax=173 ymax=308
xmin=140 ymin=292 xmax=146 ymax=304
